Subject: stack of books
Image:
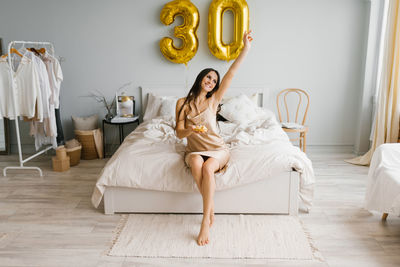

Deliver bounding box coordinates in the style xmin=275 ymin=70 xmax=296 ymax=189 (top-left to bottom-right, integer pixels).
xmin=111 ymin=115 xmax=139 ymax=123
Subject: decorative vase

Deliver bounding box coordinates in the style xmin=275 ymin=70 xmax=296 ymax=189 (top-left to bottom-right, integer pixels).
xmin=105 ymin=110 xmax=114 ymax=121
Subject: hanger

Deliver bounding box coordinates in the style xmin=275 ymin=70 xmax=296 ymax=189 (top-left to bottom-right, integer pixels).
xmin=1 ymin=48 xmax=23 ymax=58
xmin=28 ymin=47 xmax=46 ymax=55
xmin=10 ymin=48 xmax=23 ymax=57
xmin=27 ymin=47 xmax=41 ymax=56
xmin=37 ymin=48 xmax=46 ymax=54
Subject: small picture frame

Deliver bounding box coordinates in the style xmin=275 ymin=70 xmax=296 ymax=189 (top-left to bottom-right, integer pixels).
xmin=116 ymin=94 xmax=135 ymax=117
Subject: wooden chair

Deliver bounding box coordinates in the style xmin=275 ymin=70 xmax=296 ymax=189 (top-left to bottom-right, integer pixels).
xmin=276 ymin=88 xmax=310 ymax=152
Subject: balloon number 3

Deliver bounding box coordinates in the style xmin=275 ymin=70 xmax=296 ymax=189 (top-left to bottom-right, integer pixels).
xmin=160 ymin=0 xmax=249 ymax=64
xmin=160 ymin=0 xmax=200 ymax=65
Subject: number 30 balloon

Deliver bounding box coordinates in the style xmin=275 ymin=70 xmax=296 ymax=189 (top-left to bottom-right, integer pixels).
xmin=160 ymin=0 xmax=199 ymax=64
xmin=208 ymin=0 xmax=249 ymax=61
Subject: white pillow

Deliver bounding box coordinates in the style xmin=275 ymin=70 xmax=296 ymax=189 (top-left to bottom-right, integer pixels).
xmin=219 ymin=94 xmax=260 ymax=124
xmin=143 ymin=93 xmax=178 ymax=121
xmin=221 ymin=93 xmax=259 ymax=105
xmin=143 ymin=93 xmax=162 ymax=121
xmin=158 ymin=97 xmax=178 ymax=118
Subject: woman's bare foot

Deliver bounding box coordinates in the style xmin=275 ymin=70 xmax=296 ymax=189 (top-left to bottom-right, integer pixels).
xmin=197 ymin=219 xmax=210 ymax=246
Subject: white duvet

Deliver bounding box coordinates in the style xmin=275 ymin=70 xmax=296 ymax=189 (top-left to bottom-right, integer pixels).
xmin=91 ymin=110 xmax=315 ymax=211
xmin=365 ymin=144 xmax=400 ymax=216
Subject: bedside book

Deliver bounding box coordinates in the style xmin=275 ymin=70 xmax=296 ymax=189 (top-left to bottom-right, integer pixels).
xmin=110 ymin=115 xmax=139 ymax=123
xmin=281 ymin=122 xmax=304 ymax=129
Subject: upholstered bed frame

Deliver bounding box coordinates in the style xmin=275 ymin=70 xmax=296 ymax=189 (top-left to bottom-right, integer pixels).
xmin=103 ymin=86 xmax=299 ymax=215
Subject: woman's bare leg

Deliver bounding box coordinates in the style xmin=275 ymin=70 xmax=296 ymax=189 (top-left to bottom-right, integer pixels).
xmin=188 ymin=154 xmax=204 ymax=194
xmin=189 ymin=155 xmax=214 ymax=227
xmin=197 ymin=158 xmax=219 ymax=246
xmin=210 ymin=203 xmax=215 ymax=227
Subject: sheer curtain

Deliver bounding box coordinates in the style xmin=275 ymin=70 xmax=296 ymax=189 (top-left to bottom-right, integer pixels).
xmin=347 ymin=0 xmax=400 ymax=165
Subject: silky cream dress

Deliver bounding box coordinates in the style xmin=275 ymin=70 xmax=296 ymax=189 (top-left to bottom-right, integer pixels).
xmin=184 ymin=100 xmax=230 ymax=170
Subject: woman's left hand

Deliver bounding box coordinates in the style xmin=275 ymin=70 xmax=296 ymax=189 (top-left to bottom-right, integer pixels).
xmin=243 ymin=30 xmax=253 ymax=50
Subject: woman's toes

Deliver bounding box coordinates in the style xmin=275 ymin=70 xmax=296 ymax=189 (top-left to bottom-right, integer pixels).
xmin=197 ymin=221 xmax=210 ymax=246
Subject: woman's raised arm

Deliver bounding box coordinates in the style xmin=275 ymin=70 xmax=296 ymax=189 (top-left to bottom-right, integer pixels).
xmin=213 ymin=30 xmax=253 ymax=104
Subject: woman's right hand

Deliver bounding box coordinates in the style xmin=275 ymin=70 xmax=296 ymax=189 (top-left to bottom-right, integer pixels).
xmin=243 ymin=30 xmax=253 ymax=51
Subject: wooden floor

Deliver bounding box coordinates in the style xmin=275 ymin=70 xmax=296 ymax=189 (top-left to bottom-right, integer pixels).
xmin=0 ymin=150 xmax=399 ymax=267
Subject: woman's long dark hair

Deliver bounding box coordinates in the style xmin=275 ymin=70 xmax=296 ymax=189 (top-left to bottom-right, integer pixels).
xmin=178 ymin=68 xmax=221 ymax=119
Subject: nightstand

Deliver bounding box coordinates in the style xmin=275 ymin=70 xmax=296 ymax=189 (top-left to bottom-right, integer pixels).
xmin=102 ymin=117 xmax=139 ymax=157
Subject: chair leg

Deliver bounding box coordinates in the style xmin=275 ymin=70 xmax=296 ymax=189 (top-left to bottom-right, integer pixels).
xmin=303 ymin=133 xmax=307 ymax=153
xmin=382 ymin=213 xmax=388 ymax=221
xmin=299 ymin=135 xmax=302 ymax=150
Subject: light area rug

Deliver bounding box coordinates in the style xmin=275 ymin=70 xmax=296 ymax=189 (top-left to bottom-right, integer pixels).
xmin=108 ymin=214 xmax=324 ymax=264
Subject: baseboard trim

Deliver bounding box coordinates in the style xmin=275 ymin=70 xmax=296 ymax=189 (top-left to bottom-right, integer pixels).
xmin=352 ymin=149 xmax=368 ymax=156
xmin=306 ymin=145 xmax=354 ymax=153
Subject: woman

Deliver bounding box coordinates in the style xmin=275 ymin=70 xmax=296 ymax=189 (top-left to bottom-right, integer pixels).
xmin=175 ymin=31 xmax=253 ymax=246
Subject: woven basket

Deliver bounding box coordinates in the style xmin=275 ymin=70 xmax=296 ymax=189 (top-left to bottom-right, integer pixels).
xmin=75 ymin=130 xmax=98 ymax=160
xmin=66 ymin=145 xmax=82 ymax=166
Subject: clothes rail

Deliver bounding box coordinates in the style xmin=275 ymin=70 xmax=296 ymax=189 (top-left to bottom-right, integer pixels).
xmin=3 ymin=41 xmax=56 ymax=177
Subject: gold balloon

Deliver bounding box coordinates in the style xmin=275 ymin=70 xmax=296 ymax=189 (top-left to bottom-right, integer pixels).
xmin=208 ymin=0 xmax=249 ymax=61
xmin=160 ymin=0 xmax=199 ymax=64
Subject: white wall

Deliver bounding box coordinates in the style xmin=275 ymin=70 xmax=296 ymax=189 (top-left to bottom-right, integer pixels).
xmin=0 ymin=0 xmax=369 ymax=150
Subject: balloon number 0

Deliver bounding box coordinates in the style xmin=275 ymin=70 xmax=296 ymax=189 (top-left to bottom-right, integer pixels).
xmin=160 ymin=0 xmax=249 ymax=64
xmin=209 ymin=0 xmax=249 ymax=61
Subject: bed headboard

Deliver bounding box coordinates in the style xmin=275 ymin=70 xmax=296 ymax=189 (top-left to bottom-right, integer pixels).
xmin=140 ymin=85 xmax=268 ymax=116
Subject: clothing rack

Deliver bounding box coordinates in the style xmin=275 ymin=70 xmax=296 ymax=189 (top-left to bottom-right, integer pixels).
xmin=3 ymin=41 xmax=56 ymax=177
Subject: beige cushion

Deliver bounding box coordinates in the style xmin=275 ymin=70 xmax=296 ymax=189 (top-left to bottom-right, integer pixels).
xmin=72 ymin=114 xmax=98 ymax=131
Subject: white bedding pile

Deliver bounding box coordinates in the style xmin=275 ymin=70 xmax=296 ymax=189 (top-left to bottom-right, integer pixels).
xmin=365 ymin=144 xmax=400 ymax=215
xmin=91 ymin=109 xmax=315 ymax=211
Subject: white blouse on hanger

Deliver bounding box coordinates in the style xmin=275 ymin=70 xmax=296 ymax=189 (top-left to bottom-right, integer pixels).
xmin=22 ymin=49 xmax=52 ymax=120
xmin=0 ymin=57 xmax=13 ymax=118
xmin=0 ymin=53 xmax=42 ymax=119
xmin=22 ymin=49 xmax=58 ymax=150
xmin=42 ymin=52 xmax=63 ymax=109
xmin=31 ymin=51 xmax=63 ymax=150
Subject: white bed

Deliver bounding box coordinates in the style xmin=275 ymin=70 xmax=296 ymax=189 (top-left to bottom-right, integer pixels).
xmin=91 ymin=86 xmax=315 ymax=215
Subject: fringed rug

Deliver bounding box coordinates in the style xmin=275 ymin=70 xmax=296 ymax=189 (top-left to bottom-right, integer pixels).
xmin=108 ymin=214 xmax=323 ymax=263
